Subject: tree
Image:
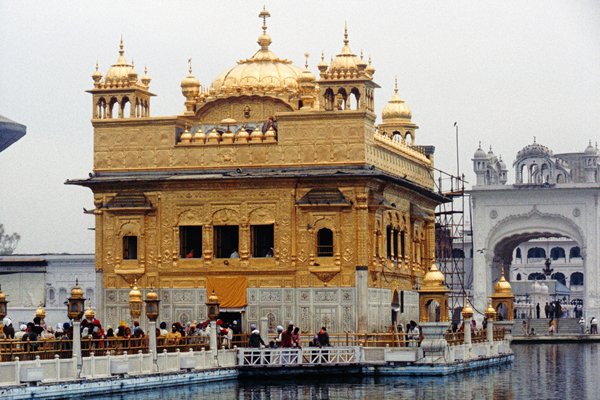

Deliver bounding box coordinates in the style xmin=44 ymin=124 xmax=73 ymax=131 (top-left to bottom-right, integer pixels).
xmin=0 ymin=224 xmax=20 ymax=255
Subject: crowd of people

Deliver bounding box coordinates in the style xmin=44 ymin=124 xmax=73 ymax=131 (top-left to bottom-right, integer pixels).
xmin=247 ymin=323 xmax=330 ymax=349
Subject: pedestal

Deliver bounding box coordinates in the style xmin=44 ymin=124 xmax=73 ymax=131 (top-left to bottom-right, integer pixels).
xmin=487 ymin=320 xmax=494 ymax=343
xmin=463 ymin=317 xmax=472 ymax=345
xmin=419 ymin=322 xmax=450 ymax=363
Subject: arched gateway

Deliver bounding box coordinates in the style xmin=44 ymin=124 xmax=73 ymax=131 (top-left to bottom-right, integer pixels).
xmin=470 ymin=141 xmax=599 ymax=319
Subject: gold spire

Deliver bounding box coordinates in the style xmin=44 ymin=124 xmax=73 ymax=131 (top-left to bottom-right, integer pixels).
xmin=344 ymin=21 xmax=349 ymax=46
xmin=304 ymin=52 xmax=309 ymax=69
xmin=188 ymin=58 xmax=193 ymax=75
xmin=119 ymin=35 xmax=124 ymax=56
xmin=259 ymin=6 xmax=270 ymax=34
xmin=394 ymin=76 xmax=398 ymax=94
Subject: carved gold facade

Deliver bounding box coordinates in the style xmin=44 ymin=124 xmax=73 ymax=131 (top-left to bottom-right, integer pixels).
xmin=69 ymin=9 xmax=446 ymax=333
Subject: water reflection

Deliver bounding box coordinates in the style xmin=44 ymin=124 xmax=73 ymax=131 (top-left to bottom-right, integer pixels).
xmin=93 ymin=344 xmax=600 ymax=400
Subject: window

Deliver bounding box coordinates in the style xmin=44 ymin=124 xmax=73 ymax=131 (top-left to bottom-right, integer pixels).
xmin=180 ymin=226 xmax=203 ymax=258
xmin=528 ymin=273 xmax=546 ymax=280
xmin=516 ymin=273 xmax=522 ymax=281
xmin=527 ymin=247 xmax=546 ymax=259
xmin=123 ymin=236 xmax=138 ymax=259
xmin=317 ymin=228 xmax=334 ymax=257
xmin=515 ymin=248 xmax=522 ymax=258
xmin=570 ymin=246 xmax=581 ymax=259
xmin=251 ymin=224 xmax=274 ymax=257
xmin=393 ymin=229 xmax=399 ymax=260
xmin=551 ymin=272 xmax=566 ymax=286
xmin=214 ymin=226 xmax=239 ymax=258
xmin=571 ymin=272 xmax=584 ymax=286
xmin=550 ymin=247 xmax=566 ymax=260
xmin=386 ymin=226 xmax=392 ymax=259
xmin=400 ymin=231 xmax=406 ymax=259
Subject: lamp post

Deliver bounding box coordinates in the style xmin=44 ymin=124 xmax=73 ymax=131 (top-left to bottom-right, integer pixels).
xmin=206 ymin=290 xmax=220 ymax=352
xmin=67 ymin=279 xmax=86 ymax=374
xmin=0 ymin=285 xmax=8 ymax=321
xmin=144 ymin=289 xmax=160 ymax=370
xmin=128 ymin=280 xmax=143 ymax=324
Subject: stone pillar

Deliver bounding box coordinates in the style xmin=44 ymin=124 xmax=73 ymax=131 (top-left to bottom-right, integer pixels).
xmin=487 ymin=320 xmax=494 ymax=343
xmin=463 ymin=317 xmax=472 ymax=345
xmin=355 ymin=266 xmax=368 ymax=332
xmin=72 ymin=320 xmax=82 ymax=376
xmin=259 ymin=317 xmax=268 ymax=346
xmin=209 ymin=320 xmax=218 ymax=351
xmin=419 ymin=322 xmax=450 ymax=362
xmin=148 ymin=321 xmax=157 ymax=371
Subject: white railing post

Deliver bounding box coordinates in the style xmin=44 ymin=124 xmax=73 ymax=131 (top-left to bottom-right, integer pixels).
xmin=90 ymin=352 xmax=95 ymax=378
xmin=55 ymin=354 xmax=60 ymax=382
xmin=148 ymin=320 xmax=157 ymax=371
xmin=15 ymin=357 xmax=21 ymax=385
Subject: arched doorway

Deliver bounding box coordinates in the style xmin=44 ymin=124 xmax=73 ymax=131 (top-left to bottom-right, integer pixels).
xmin=473 ymin=207 xmax=587 ymax=318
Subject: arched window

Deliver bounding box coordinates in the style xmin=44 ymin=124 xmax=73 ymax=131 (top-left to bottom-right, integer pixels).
xmin=528 ymin=273 xmax=546 ymax=280
xmin=122 ymin=97 xmax=131 ymax=118
xmin=47 ymin=288 xmax=55 ymax=302
xmin=324 ymin=89 xmax=335 ymax=111
xmin=556 ymin=174 xmax=565 ymax=183
xmin=571 ymin=272 xmax=584 ymax=286
xmin=405 ymin=132 xmax=413 ymax=145
xmin=451 ymin=248 xmax=465 ymax=258
xmin=569 ymin=247 xmax=581 ymax=259
xmin=516 ymin=273 xmax=522 ymax=281
xmin=86 ymin=288 xmax=94 ymax=303
xmin=392 ymin=131 xmax=402 ymax=142
xmin=109 ymin=97 xmax=119 ymax=118
xmin=527 ymin=247 xmax=546 ymax=259
xmin=550 ymin=247 xmax=566 ymax=260
xmin=317 ymin=228 xmax=334 ymax=257
xmin=350 ymin=87 xmax=360 ymax=110
xmin=58 ymin=288 xmax=68 ymax=305
xmin=515 ymin=248 xmax=522 ymax=258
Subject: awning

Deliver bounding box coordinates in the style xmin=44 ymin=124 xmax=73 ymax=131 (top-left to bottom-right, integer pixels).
xmin=207 ymin=276 xmax=247 ymax=308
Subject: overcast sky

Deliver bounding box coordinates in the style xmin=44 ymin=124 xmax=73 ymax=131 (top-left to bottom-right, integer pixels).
xmin=1 ymin=1 xmax=599 ymax=254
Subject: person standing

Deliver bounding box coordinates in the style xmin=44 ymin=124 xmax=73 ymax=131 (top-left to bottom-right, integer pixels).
xmin=544 ymin=302 xmax=550 ymax=319
xmin=579 ymin=316 xmax=586 ymax=334
xmin=536 ymin=303 xmax=541 ymax=319
xmin=591 ymin=317 xmax=598 ymax=334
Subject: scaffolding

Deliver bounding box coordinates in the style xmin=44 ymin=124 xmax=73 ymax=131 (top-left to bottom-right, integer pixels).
xmin=434 ymin=169 xmax=472 ymax=322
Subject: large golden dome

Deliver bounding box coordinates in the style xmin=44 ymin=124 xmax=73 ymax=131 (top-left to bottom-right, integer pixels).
xmin=382 ymin=78 xmax=412 ymax=121
xmin=210 ymin=8 xmax=303 ymax=96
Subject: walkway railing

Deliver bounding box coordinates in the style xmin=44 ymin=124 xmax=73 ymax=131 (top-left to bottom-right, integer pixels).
xmin=238 ymin=347 xmax=360 ymax=367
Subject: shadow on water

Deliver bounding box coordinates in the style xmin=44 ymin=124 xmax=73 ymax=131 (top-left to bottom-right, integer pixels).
xmin=91 ymin=343 xmax=600 ymax=400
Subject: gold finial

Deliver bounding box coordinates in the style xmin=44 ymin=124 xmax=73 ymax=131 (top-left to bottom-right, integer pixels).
xmin=131 ymin=59 xmax=135 ymax=67
xmin=259 ymin=6 xmax=271 ymax=34
xmin=394 ymin=76 xmax=398 ymax=94
xmin=144 ymin=65 xmax=148 ymax=75
xmin=343 ymin=21 xmax=349 ymax=46
xmin=533 ymin=136 xmax=536 ymax=143
xmin=368 ymin=55 xmax=372 ymax=65
xmin=95 ymin=61 xmax=99 ymax=71
xmin=119 ymin=35 xmax=124 ymax=56
xmin=188 ymin=58 xmax=192 ymax=74
xmin=304 ymin=52 xmax=310 ymax=69
xmin=321 ymin=51 xmax=325 ymax=62
xmin=360 ymin=49 xmax=364 ymax=60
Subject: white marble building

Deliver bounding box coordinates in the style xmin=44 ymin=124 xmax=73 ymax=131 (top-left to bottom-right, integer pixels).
xmin=0 ymin=254 xmax=95 ymax=328
xmin=469 ymin=140 xmax=600 ymax=319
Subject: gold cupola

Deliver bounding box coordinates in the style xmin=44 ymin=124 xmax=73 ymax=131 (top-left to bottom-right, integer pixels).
xmin=421 ymin=263 xmax=447 ymax=290
xmin=104 ymin=38 xmax=136 ymax=87
xmin=327 ymin=23 xmax=366 ymax=80
xmin=91 ymin=62 xmax=103 ymax=87
xmin=461 ymin=297 xmax=474 ymax=320
xmin=35 ymin=302 xmax=46 ymax=320
xmin=84 ymin=305 xmax=95 ymax=320
xmin=485 ymin=299 xmax=497 ymax=321
xmin=382 ymin=78 xmax=412 ymax=121
xmin=209 ymin=7 xmax=303 ymax=98
xmin=494 ymin=268 xmax=513 ymax=296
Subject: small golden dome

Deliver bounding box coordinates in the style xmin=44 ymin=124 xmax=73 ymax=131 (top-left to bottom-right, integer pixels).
xmin=485 ymin=299 xmax=497 ymax=319
xmin=0 ymin=286 xmax=6 ymax=302
xmin=207 ymin=290 xmax=220 ymax=304
xmin=181 ymin=60 xmax=200 ymax=99
xmin=298 ymin=53 xmax=316 ymax=84
xmin=207 ymin=128 xmax=221 ymax=143
xmin=129 ymin=281 xmax=143 ymax=302
xmin=210 ymin=8 xmax=303 ymax=96
xmin=84 ymin=306 xmax=95 ymax=319
xmin=422 ymin=264 xmax=446 ymax=288
xmin=461 ymin=299 xmax=474 ymax=319
xmin=237 ymin=127 xmax=250 ymax=142
xmin=92 ymin=61 xmax=103 ymax=83
xmin=141 ymin=65 xmax=151 ymax=87
xmin=180 ymin=126 xmax=193 ymax=143
xmin=35 ymin=303 xmax=46 ymax=319
xmin=105 ymin=38 xmax=136 ymax=85
xmin=192 ymin=128 xmax=206 ymax=143
xmin=494 ymin=268 xmax=513 ymax=296
xmin=328 ymin=25 xmax=363 ymax=79
xmin=382 ymin=78 xmax=412 ymax=121
xmin=70 ymin=279 xmax=84 ymax=299
xmin=146 ymin=289 xmax=159 ymax=301
xmin=366 ymin=55 xmax=375 ymax=76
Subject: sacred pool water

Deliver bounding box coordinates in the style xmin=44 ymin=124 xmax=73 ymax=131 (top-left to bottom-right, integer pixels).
xmin=95 ymin=343 xmax=599 ymax=400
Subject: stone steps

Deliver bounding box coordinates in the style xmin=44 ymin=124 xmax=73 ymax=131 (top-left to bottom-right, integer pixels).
xmin=517 ymin=318 xmax=583 ymax=335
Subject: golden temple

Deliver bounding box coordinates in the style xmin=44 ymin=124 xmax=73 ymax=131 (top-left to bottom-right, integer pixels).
xmin=68 ymin=8 xmax=446 ymax=333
